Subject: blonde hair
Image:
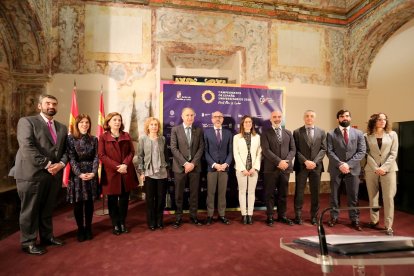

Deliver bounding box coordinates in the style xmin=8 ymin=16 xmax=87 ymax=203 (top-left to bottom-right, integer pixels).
xmin=144 ymin=117 xmax=161 ymax=136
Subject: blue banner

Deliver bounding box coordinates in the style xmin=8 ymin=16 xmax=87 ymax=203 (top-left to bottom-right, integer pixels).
xmin=161 ymin=83 xmax=284 ymax=210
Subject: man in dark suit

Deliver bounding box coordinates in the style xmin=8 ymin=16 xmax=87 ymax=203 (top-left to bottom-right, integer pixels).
xmin=9 ymin=94 xmax=68 ymax=255
xmin=204 ymin=111 xmax=233 ymax=225
xmin=261 ymin=110 xmax=296 ymax=227
xmin=293 ymin=110 xmax=326 ymax=226
xmin=327 ymin=109 xmax=366 ymax=231
xmin=170 ymin=107 xmax=204 ymax=228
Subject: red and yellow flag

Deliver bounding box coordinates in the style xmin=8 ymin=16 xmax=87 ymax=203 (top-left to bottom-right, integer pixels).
xmin=96 ymin=89 xmax=105 ymax=186
xmin=62 ymin=85 xmax=79 ymax=186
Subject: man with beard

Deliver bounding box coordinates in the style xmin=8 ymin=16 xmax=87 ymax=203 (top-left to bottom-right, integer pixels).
xmin=326 ymin=109 xmax=366 ymax=231
xmin=9 ymin=94 xmax=68 ymax=254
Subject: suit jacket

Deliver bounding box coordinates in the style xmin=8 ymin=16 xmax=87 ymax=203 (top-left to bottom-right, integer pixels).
xmin=364 ymin=131 xmax=398 ymax=173
xmin=170 ymin=124 xmax=204 ymax=173
xmin=204 ymin=128 xmax=233 ymax=172
xmin=233 ymin=133 xmax=261 ymax=172
xmin=327 ymin=127 xmax=366 ymax=176
xmin=261 ymin=127 xmax=296 ymax=173
xmin=98 ymin=131 xmax=138 ymax=194
xmin=137 ymin=135 xmax=169 ymax=174
xmin=293 ymin=126 xmax=326 ymax=173
xmin=10 ymin=114 xmax=68 ymax=182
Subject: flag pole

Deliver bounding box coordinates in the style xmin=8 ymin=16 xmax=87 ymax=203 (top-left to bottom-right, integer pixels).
xmin=95 ymin=85 xmax=108 ymax=216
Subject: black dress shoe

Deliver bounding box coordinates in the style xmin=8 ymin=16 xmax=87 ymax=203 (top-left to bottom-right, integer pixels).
xmin=157 ymin=224 xmax=164 ymax=230
xmin=351 ymin=221 xmax=362 ymax=231
xmin=190 ymin=217 xmax=203 ymax=226
xmin=294 ymin=217 xmax=303 ymax=225
xmin=112 ymin=226 xmax=121 ymax=235
xmin=368 ymin=221 xmax=379 ymax=229
xmin=149 ymin=226 xmax=156 ymax=231
xmin=219 ymin=216 xmax=230 ymax=225
xmin=328 ymin=218 xmax=338 ymax=227
xmin=22 ymin=244 xmax=47 ymax=255
xmin=84 ymin=228 xmax=93 ymax=240
xmin=241 ymin=215 xmax=247 ymax=225
xmin=247 ymin=215 xmax=253 ymax=225
xmin=311 ymin=217 xmax=318 ymax=226
xmin=120 ymin=224 xmax=129 ymax=233
xmin=206 ymin=216 xmax=213 ymax=225
xmin=42 ymin=237 xmax=64 ymax=246
xmin=173 ymin=219 xmax=182 ymax=229
xmin=266 ymin=216 xmax=274 ymax=227
xmin=277 ymin=217 xmax=294 ymax=226
xmin=77 ymin=229 xmax=86 ymax=242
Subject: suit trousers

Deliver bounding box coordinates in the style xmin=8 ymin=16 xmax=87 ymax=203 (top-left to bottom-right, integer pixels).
xmin=329 ymin=173 xmax=360 ymax=222
xmin=236 ymin=170 xmax=258 ymax=216
xmin=144 ymin=177 xmax=167 ymax=227
xmin=174 ymin=171 xmax=200 ymax=218
xmin=365 ymin=171 xmax=397 ymax=229
xmin=294 ymin=169 xmax=321 ymax=219
xmin=264 ymin=171 xmax=289 ymax=217
xmin=206 ymin=171 xmax=228 ymax=217
xmin=16 ymin=172 xmax=60 ymax=246
xmin=107 ymin=183 xmax=130 ymax=226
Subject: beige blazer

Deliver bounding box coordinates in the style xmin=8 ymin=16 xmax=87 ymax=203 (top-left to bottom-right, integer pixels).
xmin=233 ymin=133 xmax=262 ymax=172
xmin=364 ymin=131 xmax=398 ymax=173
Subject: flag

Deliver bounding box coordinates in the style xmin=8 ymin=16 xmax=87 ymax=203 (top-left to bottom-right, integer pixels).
xmin=62 ymin=85 xmax=79 ymax=186
xmin=96 ymin=88 xmax=105 ymax=186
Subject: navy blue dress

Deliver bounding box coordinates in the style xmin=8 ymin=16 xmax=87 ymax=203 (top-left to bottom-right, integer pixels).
xmin=67 ymin=134 xmax=99 ymax=203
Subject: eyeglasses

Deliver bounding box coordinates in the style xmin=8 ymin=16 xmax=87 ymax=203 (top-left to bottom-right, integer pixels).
xmin=213 ymin=116 xmax=223 ymax=118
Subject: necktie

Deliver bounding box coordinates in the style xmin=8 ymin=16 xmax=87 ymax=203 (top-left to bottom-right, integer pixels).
xmin=48 ymin=120 xmax=57 ymax=144
xmin=185 ymin=127 xmax=191 ymax=145
xmin=343 ymin=128 xmax=349 ymax=145
xmin=275 ymin=128 xmax=282 ymax=144
xmin=216 ymin=129 xmax=221 ymax=144
xmin=306 ymin=127 xmax=313 ymax=146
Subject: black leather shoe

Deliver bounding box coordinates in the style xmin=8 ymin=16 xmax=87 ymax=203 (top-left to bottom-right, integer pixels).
xmin=328 ymin=218 xmax=338 ymax=227
xmin=77 ymin=229 xmax=86 ymax=242
xmin=266 ymin=216 xmax=274 ymax=227
xmin=352 ymin=221 xmax=362 ymax=231
xmin=120 ymin=224 xmax=129 ymax=233
xmin=294 ymin=217 xmax=303 ymax=225
xmin=149 ymin=226 xmax=156 ymax=231
xmin=42 ymin=237 xmax=64 ymax=246
xmin=311 ymin=217 xmax=318 ymax=226
xmin=157 ymin=224 xmax=164 ymax=230
xmin=190 ymin=217 xmax=203 ymax=226
xmin=22 ymin=244 xmax=47 ymax=255
xmin=219 ymin=216 xmax=230 ymax=225
xmin=173 ymin=218 xmax=182 ymax=229
xmin=84 ymin=228 xmax=93 ymax=240
xmin=247 ymin=215 xmax=253 ymax=225
xmin=112 ymin=226 xmax=121 ymax=235
xmin=241 ymin=216 xmax=247 ymax=225
xmin=206 ymin=216 xmax=213 ymax=225
xmin=368 ymin=221 xmax=379 ymax=229
xmin=277 ymin=217 xmax=294 ymax=226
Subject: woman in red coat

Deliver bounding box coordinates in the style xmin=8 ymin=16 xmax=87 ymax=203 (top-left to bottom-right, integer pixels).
xmin=98 ymin=112 xmax=138 ymax=235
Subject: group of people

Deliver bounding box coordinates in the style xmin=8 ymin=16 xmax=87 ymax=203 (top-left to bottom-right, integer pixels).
xmin=10 ymin=95 xmax=399 ymax=256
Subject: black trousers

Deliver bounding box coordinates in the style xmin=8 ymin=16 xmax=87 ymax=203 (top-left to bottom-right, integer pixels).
xmin=264 ymin=171 xmax=290 ymax=217
xmin=107 ymin=184 xmax=130 ymax=227
xmin=294 ymin=169 xmax=321 ymax=219
xmin=16 ymin=172 xmax=60 ymax=246
xmin=144 ymin=177 xmax=167 ymax=227
xmin=174 ymin=171 xmax=200 ymax=219
xmin=73 ymin=200 xmax=94 ymax=230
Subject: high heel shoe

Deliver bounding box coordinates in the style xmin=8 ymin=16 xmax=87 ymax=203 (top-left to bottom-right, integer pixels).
xmin=241 ymin=215 xmax=247 ymax=225
xmin=247 ymin=215 xmax=253 ymax=225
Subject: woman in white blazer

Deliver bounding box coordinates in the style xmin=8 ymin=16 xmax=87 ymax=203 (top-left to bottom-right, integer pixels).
xmin=233 ymin=115 xmax=261 ymax=224
xmin=364 ymin=113 xmax=398 ymax=235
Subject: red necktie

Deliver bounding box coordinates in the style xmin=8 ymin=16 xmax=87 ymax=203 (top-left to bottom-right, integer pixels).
xmin=343 ymin=128 xmax=348 ymax=145
xmin=48 ymin=120 xmax=57 ymax=144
